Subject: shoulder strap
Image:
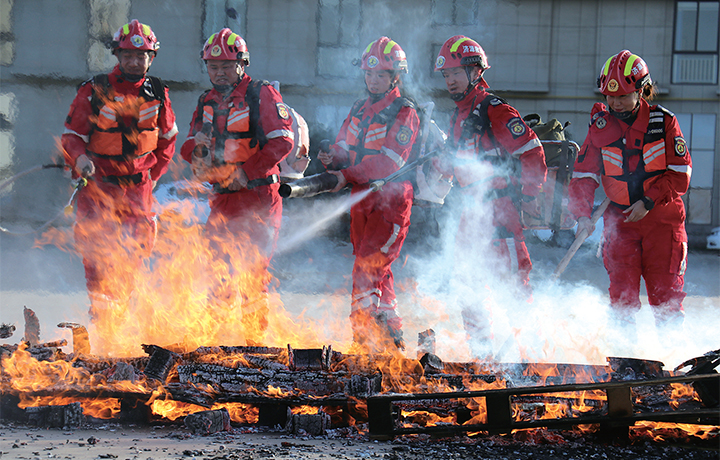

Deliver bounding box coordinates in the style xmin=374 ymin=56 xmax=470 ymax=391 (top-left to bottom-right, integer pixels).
xmin=194 ymin=89 xmax=213 ymax=130
xmin=89 ymin=74 xmax=111 ymax=115
xmin=142 ymin=75 xmax=167 ymax=102
xmin=245 ymin=79 xmax=270 ymax=148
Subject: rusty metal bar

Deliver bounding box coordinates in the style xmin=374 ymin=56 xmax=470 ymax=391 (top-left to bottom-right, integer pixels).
xmin=367 ymin=373 xmax=720 ymax=439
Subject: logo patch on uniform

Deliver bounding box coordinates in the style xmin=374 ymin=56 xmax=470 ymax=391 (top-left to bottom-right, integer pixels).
xmin=396 ymin=126 xmax=412 ymax=145
xmin=490 ymin=98 xmax=503 ymax=106
xmin=607 ymin=79 xmax=619 ymax=92
xmin=674 ymin=137 xmax=687 ymax=156
xmin=435 ymin=55 xmax=445 ymax=69
xmin=276 ymin=103 xmax=289 ymax=120
xmin=366 ymin=55 xmax=379 ymax=68
xmin=131 ymin=35 xmax=144 ymax=48
xmin=506 ymin=117 xmax=526 ymax=138
xmin=595 ymin=117 xmax=607 ymax=129
xmin=210 ymin=45 xmax=222 ymax=57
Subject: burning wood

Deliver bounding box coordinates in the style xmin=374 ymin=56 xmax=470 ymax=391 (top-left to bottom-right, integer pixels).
xmin=0 ymin=308 xmax=717 ymax=449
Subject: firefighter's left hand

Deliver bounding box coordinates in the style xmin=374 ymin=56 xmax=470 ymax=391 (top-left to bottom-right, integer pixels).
xmin=623 ymin=200 xmax=650 ymax=223
xmin=227 ymin=167 xmax=249 ymax=191
xmin=327 ymin=170 xmax=347 ymax=193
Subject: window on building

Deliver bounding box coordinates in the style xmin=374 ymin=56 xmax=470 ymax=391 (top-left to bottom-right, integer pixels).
xmin=672 ymin=1 xmax=719 ymax=84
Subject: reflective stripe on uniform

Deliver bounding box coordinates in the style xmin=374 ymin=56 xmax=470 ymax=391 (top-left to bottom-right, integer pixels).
xmin=572 ymin=171 xmax=601 ymax=184
xmin=667 ymin=164 xmax=692 ymax=176
xmin=380 ymin=223 xmax=401 ymax=254
xmin=64 ymin=128 xmax=90 ymax=143
xmin=266 ymin=129 xmax=294 ymax=140
xmin=161 ymin=123 xmax=178 ymax=140
xmin=365 ymin=126 xmax=387 ymax=144
xmin=336 ymin=140 xmax=349 ymax=151
xmin=381 ymin=146 xmax=406 ymax=168
xmin=602 ymin=148 xmax=623 ymax=170
xmin=643 ymin=141 xmax=665 ymax=164
xmin=511 ymin=138 xmax=542 ymax=157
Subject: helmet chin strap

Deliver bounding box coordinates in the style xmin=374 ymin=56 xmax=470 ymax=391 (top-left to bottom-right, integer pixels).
xmin=119 ymin=69 xmax=145 ymax=82
xmin=609 ymin=98 xmax=640 ymax=120
xmin=451 ymin=67 xmax=483 ymax=101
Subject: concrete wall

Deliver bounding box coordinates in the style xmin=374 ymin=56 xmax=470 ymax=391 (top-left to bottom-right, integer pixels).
xmin=1 ymin=0 xmax=718 ymax=243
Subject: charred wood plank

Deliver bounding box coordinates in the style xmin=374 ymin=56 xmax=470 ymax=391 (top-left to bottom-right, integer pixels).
xmin=0 ymin=323 xmax=15 ymax=339
xmin=25 ymin=402 xmax=83 ymax=428
xmin=288 ymin=345 xmax=331 ymax=371
xmin=184 ymin=408 xmax=231 ymax=434
xmin=286 ymin=410 xmax=332 ymax=436
xmin=58 ymin=322 xmax=91 ymax=355
xmin=23 ymin=306 xmax=40 ymax=345
xmin=143 ymin=345 xmax=177 ymax=383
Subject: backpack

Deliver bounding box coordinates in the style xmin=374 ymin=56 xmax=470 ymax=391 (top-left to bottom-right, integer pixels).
xmin=522 ymin=114 xmax=577 ymax=232
xmin=410 ymin=102 xmax=452 ymax=207
xmin=266 ymin=81 xmax=310 ymax=181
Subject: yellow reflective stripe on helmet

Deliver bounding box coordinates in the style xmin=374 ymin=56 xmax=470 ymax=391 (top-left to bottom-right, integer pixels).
xmin=383 ymin=40 xmax=397 ymax=55
xmin=142 ymin=24 xmax=151 ymax=36
xmin=450 ymin=37 xmax=472 ymax=52
xmin=365 ymin=41 xmax=374 ymax=54
xmin=602 ymin=55 xmax=614 ymax=76
xmin=625 ymin=54 xmax=640 ymax=76
xmin=122 ymin=24 xmax=130 ymax=35
xmin=228 ymin=33 xmax=239 ymax=45
xmin=207 ymin=33 xmax=216 ymax=46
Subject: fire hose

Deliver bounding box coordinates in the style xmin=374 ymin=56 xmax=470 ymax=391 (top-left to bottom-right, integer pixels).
xmin=552 ymin=197 xmax=611 ymax=279
xmin=279 ymin=149 xmax=444 ymax=199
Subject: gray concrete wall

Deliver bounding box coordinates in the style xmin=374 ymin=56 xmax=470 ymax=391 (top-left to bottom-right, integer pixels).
xmin=1 ymin=0 xmax=718 ymax=242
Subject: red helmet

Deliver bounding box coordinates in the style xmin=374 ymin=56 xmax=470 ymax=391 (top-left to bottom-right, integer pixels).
xmin=111 ymin=20 xmax=159 ymax=55
xmin=597 ymin=50 xmax=652 ymax=96
xmin=360 ymin=37 xmax=408 ymax=73
xmin=202 ymin=28 xmax=250 ymax=64
xmin=434 ymin=35 xmax=490 ymax=71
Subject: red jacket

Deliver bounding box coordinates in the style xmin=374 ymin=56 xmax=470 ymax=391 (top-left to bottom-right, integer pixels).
xmin=448 ymin=85 xmax=546 ymax=195
xmin=568 ymin=100 xmax=692 ymax=223
xmin=329 ymin=87 xmax=420 ymax=186
xmin=180 ymin=74 xmax=293 ymax=183
xmin=62 ymin=65 xmax=177 ymax=180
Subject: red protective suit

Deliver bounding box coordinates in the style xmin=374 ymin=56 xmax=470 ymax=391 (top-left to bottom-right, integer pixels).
xmin=62 ymin=65 xmax=177 ymax=313
xmin=446 ymin=85 xmax=546 ymax=356
xmin=568 ymin=100 xmax=691 ymax=328
xmin=325 ymin=87 xmax=420 ymax=349
xmin=180 ymin=74 xmax=293 ymax=343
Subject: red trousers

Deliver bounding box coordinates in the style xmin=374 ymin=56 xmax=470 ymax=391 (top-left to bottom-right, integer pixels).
xmin=349 ymin=185 xmax=411 ymax=339
xmin=602 ymin=206 xmax=686 ymax=324
xmin=74 ymin=176 xmax=156 ymax=301
xmin=205 ymin=184 xmax=283 ymax=342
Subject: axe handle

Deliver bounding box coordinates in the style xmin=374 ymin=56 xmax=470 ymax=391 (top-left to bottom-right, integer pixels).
xmin=552 ymin=197 xmax=611 ymax=279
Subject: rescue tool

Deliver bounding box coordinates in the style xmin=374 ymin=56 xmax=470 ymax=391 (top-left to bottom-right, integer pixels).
xmin=552 ymin=197 xmax=611 ymax=279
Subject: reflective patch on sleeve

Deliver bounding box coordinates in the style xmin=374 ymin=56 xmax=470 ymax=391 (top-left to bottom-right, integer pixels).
xmin=506 ymin=117 xmax=527 ymax=139
xmin=674 ymin=137 xmax=687 ymax=157
xmin=276 ymin=103 xmax=290 ymax=120
xmin=396 ymin=125 xmax=412 ymax=145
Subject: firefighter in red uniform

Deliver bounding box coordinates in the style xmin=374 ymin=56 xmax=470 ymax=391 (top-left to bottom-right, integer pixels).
xmin=180 ymin=28 xmax=293 ymax=345
xmin=568 ymin=50 xmax=691 ymax=339
xmin=318 ymin=37 xmax=420 ymax=351
xmin=434 ymin=36 xmax=546 ymax=358
xmin=61 ymin=20 xmax=178 ymax=324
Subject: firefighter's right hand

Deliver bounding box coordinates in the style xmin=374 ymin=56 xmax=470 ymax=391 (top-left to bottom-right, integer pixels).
xmin=191 ymin=156 xmax=211 ymax=182
xmin=194 ymin=131 xmax=212 ymax=148
xmin=75 ymin=154 xmax=95 ymax=177
xmin=317 ymin=149 xmax=333 ymax=166
xmin=576 ymin=216 xmax=595 ymax=237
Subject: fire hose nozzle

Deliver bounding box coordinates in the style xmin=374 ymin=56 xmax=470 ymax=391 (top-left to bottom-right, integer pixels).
xmin=64 ymin=177 xmax=87 ymax=215
xmin=369 ymin=180 xmax=385 ymax=192
xmin=278 ymin=172 xmax=339 ymax=199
